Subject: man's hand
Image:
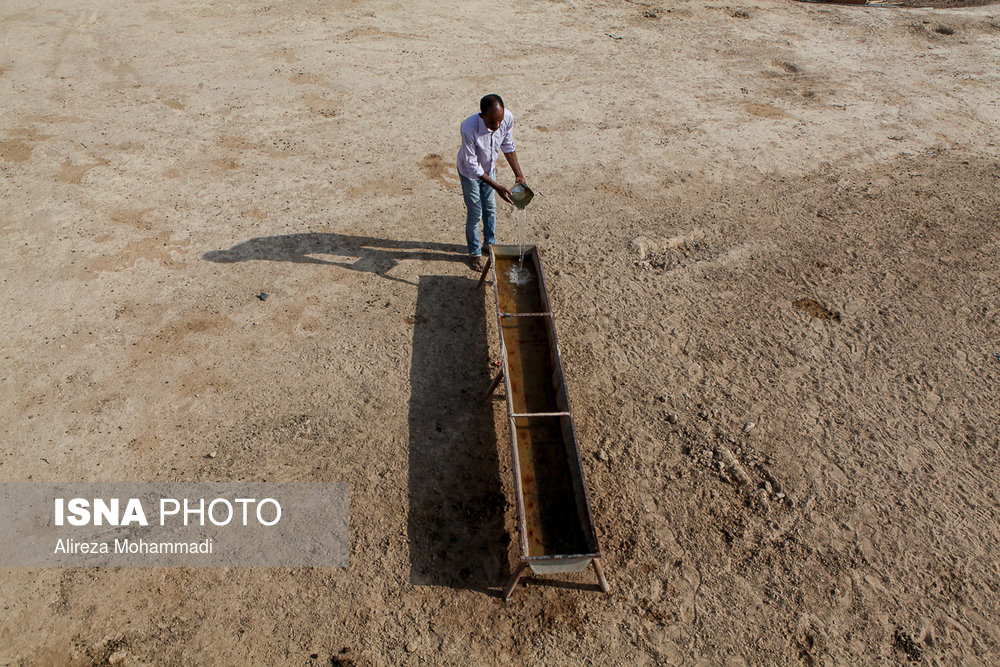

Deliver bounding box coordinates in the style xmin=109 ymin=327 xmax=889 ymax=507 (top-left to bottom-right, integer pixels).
xmin=514 ymin=175 xmax=527 ymax=186
xmin=480 ymin=173 xmax=515 ymax=204
xmin=496 ymin=186 xmax=514 ymax=205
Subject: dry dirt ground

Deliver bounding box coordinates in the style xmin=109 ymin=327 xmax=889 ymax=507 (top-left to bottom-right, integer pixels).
xmin=2 ymin=0 xmax=999 ymax=664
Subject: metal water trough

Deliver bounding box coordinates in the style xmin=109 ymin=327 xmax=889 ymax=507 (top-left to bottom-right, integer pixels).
xmin=478 ymin=244 xmax=609 ymax=600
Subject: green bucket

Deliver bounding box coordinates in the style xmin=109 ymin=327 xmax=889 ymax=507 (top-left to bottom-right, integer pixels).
xmin=510 ymin=183 xmax=534 ymax=210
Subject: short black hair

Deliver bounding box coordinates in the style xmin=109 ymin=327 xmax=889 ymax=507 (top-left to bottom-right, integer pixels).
xmin=480 ymin=94 xmax=504 ymax=114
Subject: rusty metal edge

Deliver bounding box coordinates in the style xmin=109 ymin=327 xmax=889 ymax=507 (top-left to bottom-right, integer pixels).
xmin=522 ymin=553 xmax=601 ymax=562
xmin=795 ymin=0 xmax=898 ymax=6
xmin=489 ymin=244 xmax=530 ymax=561
xmin=532 ymin=246 xmax=604 ymax=558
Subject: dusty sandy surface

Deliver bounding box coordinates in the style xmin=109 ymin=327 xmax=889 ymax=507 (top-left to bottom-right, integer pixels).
xmin=2 ymin=0 xmax=1000 ymax=664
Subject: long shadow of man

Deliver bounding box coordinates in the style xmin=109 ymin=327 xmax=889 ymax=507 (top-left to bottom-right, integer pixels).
xmin=204 ymin=233 xmax=466 ymax=286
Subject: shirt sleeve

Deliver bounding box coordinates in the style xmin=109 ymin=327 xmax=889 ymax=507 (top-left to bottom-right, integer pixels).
xmin=500 ymin=112 xmax=516 ymax=154
xmin=459 ymin=123 xmax=485 ymax=178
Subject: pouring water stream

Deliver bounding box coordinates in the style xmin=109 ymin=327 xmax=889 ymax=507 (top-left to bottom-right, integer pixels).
xmin=505 ymin=183 xmax=535 ymax=288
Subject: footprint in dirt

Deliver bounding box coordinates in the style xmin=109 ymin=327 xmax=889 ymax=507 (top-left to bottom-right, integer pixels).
xmin=793 ymin=298 xmax=842 ymax=322
xmin=419 ymin=154 xmax=458 ymax=187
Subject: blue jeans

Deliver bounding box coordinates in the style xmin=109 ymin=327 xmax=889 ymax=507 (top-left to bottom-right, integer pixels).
xmin=460 ymin=171 xmax=496 ymax=257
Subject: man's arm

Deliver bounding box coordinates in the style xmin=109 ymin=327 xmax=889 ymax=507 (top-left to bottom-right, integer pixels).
xmin=499 ymin=112 xmax=525 ymax=186
xmin=503 ymin=150 xmax=526 ymax=185
xmin=480 ymin=173 xmax=513 ymax=204
xmin=458 ymin=124 xmax=485 ymax=180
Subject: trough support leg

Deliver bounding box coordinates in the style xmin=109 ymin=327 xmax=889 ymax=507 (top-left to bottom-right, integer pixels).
xmin=503 ymin=561 xmax=528 ymax=601
xmin=484 ymin=369 xmax=504 ymax=403
xmin=593 ymin=558 xmax=610 ymax=593
xmin=476 ymin=251 xmax=493 ymax=290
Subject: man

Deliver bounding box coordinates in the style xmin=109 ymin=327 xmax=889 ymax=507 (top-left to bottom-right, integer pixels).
xmin=457 ymin=94 xmax=526 ymax=271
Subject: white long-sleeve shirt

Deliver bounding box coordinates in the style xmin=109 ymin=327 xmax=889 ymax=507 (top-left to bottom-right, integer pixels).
xmin=456 ymin=109 xmax=515 ymax=180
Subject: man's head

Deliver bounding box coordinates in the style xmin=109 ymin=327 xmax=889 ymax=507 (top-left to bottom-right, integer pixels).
xmin=479 ymin=94 xmax=505 ymax=130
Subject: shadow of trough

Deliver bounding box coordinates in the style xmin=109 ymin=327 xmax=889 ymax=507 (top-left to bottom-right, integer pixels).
xmin=204 ymin=233 xmax=466 ymax=285
xmin=407 ymin=275 xmax=507 ymax=593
